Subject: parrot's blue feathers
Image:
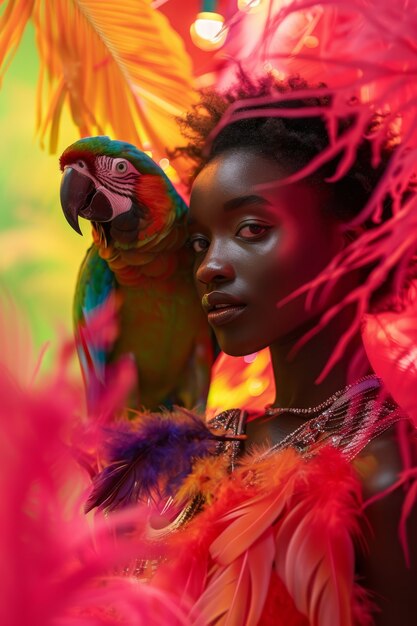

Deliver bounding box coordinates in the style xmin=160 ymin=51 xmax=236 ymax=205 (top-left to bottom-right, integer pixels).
xmin=74 ymin=245 xmax=117 ymax=409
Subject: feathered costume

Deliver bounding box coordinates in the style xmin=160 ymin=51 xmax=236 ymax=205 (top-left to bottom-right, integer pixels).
xmin=159 ymin=445 xmax=370 ymax=626
xmin=85 ymin=376 xmax=411 ymax=626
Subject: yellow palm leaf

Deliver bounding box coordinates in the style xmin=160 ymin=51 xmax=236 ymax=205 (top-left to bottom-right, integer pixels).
xmin=1 ymin=0 xmax=197 ymax=158
xmin=0 ymin=0 xmax=35 ymax=84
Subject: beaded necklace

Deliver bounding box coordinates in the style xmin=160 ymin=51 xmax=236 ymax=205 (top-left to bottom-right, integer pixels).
xmin=264 ymin=375 xmax=379 ymax=417
xmin=259 ymin=375 xmax=407 ymax=461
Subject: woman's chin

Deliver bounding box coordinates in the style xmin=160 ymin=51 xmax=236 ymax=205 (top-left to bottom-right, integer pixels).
xmin=217 ymin=337 xmax=270 ymax=358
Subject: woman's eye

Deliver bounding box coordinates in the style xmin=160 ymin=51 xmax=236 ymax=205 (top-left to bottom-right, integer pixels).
xmin=237 ymin=224 xmax=270 ymax=239
xmin=187 ymin=236 xmax=209 ymax=253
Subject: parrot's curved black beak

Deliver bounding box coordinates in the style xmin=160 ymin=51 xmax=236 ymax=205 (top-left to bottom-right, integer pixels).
xmin=60 ymin=167 xmax=115 ymax=235
xmin=60 ymin=167 xmax=96 ymax=235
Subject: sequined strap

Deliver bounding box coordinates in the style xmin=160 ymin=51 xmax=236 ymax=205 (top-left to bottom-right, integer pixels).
xmin=262 ymin=380 xmax=409 ymax=461
xmin=208 ymin=408 xmax=248 ymax=470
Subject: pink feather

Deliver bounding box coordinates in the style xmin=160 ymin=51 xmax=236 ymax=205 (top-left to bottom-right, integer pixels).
xmin=363 ymin=289 xmax=417 ymax=426
xmin=0 ymin=294 xmax=189 ymax=626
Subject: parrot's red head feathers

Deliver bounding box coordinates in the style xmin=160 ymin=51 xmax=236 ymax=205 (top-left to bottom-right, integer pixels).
xmin=136 ymin=175 xmax=173 ymax=239
xmin=59 ymin=149 xmax=97 ymax=176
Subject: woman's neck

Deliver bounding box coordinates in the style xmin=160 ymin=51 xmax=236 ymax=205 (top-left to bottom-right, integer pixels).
xmin=268 ymin=308 xmax=373 ymax=412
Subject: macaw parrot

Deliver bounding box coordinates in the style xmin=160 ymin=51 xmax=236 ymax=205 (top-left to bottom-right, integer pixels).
xmin=59 ymin=136 xmax=213 ymax=412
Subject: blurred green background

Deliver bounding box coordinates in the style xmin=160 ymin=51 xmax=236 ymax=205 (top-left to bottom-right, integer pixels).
xmin=0 ymin=23 xmax=90 ymax=353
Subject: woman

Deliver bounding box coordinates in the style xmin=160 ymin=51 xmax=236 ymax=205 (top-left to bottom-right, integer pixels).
xmin=90 ymin=75 xmax=417 ymax=626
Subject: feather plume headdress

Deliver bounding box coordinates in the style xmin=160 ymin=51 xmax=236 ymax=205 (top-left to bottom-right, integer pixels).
xmin=192 ymin=0 xmax=417 ymax=423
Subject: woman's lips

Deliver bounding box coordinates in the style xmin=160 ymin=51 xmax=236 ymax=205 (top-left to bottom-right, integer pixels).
xmin=202 ymin=292 xmax=247 ymax=326
xmin=207 ymin=304 xmax=247 ymax=326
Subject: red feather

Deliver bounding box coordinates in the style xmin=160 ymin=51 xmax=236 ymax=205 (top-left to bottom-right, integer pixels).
xmin=154 ymin=446 xmax=371 ymax=626
xmin=273 ymin=449 xmax=363 ymax=626
xmin=59 ymin=148 xmax=97 ymax=174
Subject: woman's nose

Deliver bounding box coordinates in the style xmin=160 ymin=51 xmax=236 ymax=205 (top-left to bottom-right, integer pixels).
xmin=195 ymin=244 xmax=235 ymax=285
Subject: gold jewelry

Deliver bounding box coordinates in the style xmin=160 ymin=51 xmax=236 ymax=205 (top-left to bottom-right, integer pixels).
xmin=202 ymin=293 xmax=210 ymax=309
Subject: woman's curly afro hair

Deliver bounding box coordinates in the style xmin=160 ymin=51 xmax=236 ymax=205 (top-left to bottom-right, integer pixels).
xmin=172 ymin=73 xmax=396 ymax=224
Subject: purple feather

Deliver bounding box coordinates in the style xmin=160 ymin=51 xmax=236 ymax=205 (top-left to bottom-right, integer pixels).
xmin=85 ymin=409 xmax=221 ymax=513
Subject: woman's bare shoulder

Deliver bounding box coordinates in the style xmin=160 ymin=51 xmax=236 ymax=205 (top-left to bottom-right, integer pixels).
xmin=353 ymin=421 xmax=417 ymax=499
xmin=353 ymin=421 xmax=417 ymax=626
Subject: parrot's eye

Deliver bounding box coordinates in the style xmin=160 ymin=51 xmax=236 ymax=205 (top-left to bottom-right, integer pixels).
xmin=115 ymin=160 xmax=128 ymax=174
xmin=77 ymin=160 xmax=86 ymax=169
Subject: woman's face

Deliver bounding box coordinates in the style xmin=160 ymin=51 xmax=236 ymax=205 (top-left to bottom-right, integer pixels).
xmin=188 ymin=148 xmax=347 ymax=356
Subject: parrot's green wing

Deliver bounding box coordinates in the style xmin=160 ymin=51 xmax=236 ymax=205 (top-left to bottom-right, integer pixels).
xmin=74 ymin=244 xmax=117 ymax=411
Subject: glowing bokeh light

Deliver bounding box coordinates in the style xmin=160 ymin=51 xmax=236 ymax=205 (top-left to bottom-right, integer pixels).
xmin=158 ymin=157 xmax=170 ymax=170
xmin=206 ymin=349 xmax=275 ymax=419
xmin=247 ymin=377 xmax=266 ymax=397
xmin=190 ymin=12 xmax=228 ymax=51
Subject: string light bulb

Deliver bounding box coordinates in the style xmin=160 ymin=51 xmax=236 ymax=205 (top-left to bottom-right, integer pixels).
xmin=190 ymin=11 xmax=227 ymax=50
xmin=237 ymin=0 xmax=263 ymax=13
